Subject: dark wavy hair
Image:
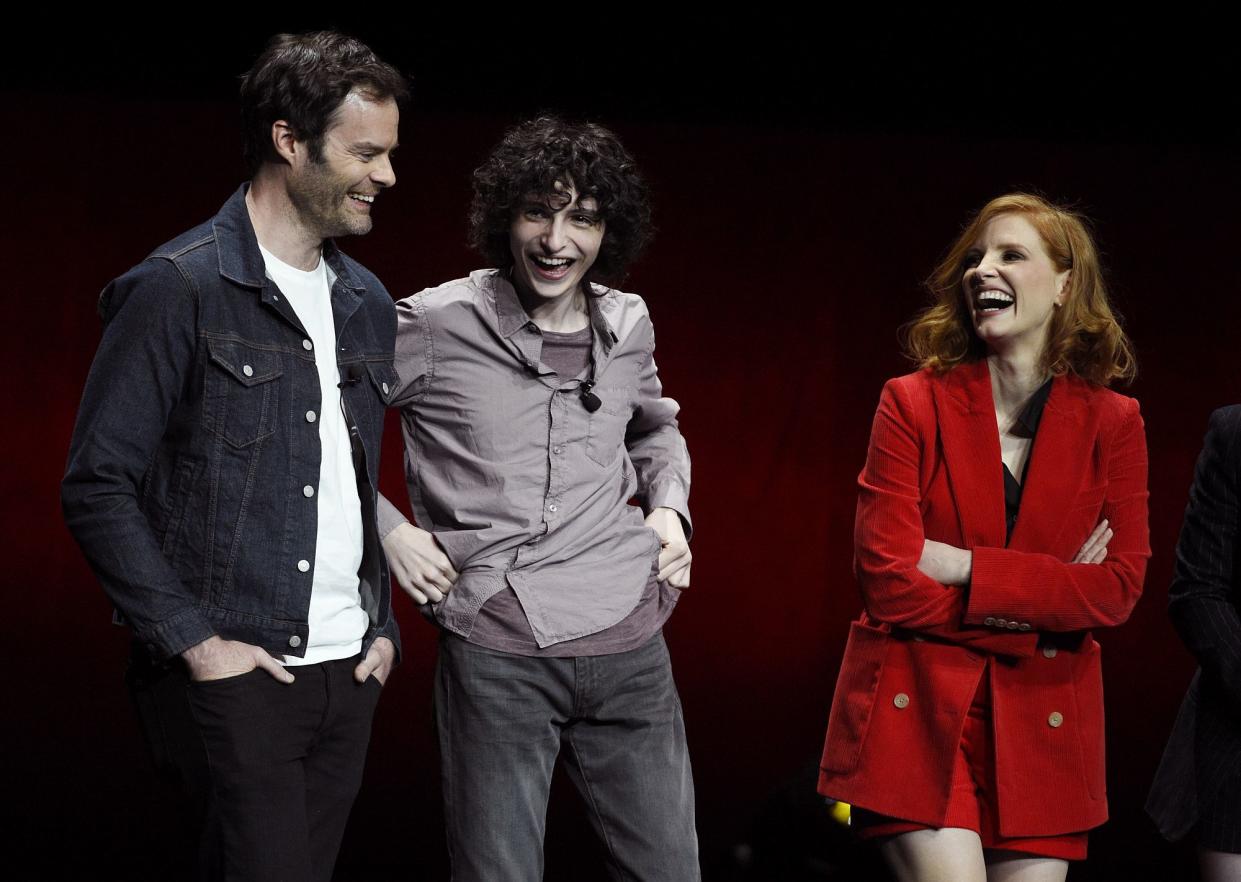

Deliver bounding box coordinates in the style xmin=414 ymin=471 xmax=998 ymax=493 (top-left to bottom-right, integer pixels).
xmin=904 ymin=193 xmax=1136 ymax=386
xmin=470 ymin=116 xmax=654 ymax=287
xmin=239 ymin=31 xmax=408 ymax=174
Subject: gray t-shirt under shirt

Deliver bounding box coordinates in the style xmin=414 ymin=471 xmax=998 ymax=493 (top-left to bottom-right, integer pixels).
xmin=466 ymin=325 xmax=676 ymax=657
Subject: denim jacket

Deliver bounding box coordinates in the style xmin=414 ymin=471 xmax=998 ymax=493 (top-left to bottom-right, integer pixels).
xmin=62 ymin=185 xmax=401 ymax=663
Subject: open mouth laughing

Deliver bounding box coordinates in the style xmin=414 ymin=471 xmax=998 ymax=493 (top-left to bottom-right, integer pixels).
xmin=973 ymin=288 xmax=1014 ymax=315
xmin=530 ymin=254 xmax=575 ymax=281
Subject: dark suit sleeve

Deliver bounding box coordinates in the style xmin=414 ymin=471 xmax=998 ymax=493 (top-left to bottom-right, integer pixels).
xmin=1168 ymin=406 xmax=1241 ymax=709
xmin=854 ymin=379 xmax=1038 ymax=657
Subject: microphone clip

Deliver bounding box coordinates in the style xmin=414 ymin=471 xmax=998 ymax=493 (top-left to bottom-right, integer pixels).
xmin=579 ymin=380 xmax=602 ymax=413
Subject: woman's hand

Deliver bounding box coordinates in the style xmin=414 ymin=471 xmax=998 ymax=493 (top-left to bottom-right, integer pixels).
xmin=1072 ymin=519 xmax=1112 ymax=564
xmin=917 ymin=540 xmax=973 ymax=586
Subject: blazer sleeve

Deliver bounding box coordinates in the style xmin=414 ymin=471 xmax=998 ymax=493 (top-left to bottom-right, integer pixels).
xmin=854 ymin=379 xmax=1038 ymax=657
xmin=1167 ymin=406 xmax=1241 ymax=709
xmin=965 ymin=396 xmax=1150 ymax=632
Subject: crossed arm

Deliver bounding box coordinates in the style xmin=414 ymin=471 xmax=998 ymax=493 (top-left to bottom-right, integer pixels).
xmin=919 ymin=520 xmax=1113 ymax=587
xmin=855 ymin=379 xmax=1149 ymax=657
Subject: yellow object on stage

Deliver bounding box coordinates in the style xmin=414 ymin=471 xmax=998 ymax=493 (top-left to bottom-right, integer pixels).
xmin=828 ymin=800 xmax=851 ymax=826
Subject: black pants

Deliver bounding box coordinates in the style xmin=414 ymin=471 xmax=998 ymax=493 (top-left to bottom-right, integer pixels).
xmin=128 ymin=647 xmax=381 ymax=882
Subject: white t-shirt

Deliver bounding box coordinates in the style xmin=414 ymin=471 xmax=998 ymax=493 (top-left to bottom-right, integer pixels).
xmin=259 ymin=243 xmax=367 ymax=665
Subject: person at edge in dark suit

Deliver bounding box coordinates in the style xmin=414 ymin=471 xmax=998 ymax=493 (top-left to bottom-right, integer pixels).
xmin=1148 ymin=408 xmax=1241 ymax=881
xmin=819 ymin=193 xmax=1150 ymax=882
xmin=61 ymin=32 xmax=406 ymax=881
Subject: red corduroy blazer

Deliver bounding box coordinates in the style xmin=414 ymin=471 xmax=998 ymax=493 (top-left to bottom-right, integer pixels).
xmin=818 ymin=361 xmax=1150 ymax=837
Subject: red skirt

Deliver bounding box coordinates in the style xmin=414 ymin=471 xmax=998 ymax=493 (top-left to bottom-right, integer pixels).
xmin=851 ymin=674 xmax=1088 ymax=861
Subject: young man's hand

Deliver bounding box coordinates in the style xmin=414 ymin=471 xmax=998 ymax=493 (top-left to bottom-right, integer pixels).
xmin=382 ymin=522 xmax=459 ymax=605
xmin=646 ymin=507 xmax=692 ymax=588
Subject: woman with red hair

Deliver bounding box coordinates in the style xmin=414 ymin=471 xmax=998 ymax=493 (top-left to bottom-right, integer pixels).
xmin=819 ymin=194 xmax=1150 ymax=881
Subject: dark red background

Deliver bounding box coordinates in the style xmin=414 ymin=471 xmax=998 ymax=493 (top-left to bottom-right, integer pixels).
xmin=8 ymin=21 xmax=1240 ymax=881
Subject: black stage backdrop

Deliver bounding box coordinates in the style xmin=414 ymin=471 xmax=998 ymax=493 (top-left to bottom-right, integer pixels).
xmin=7 ymin=19 xmax=1240 ymax=881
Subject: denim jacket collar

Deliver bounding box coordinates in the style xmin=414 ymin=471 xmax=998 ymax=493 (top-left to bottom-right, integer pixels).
xmin=213 ymin=184 xmax=365 ymax=297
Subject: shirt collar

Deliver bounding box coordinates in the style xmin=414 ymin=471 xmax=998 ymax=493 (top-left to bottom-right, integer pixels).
xmin=489 ymin=270 xmax=616 ymax=352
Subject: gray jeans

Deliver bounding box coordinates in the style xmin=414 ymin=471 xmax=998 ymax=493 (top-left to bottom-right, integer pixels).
xmin=435 ymin=630 xmax=700 ymax=881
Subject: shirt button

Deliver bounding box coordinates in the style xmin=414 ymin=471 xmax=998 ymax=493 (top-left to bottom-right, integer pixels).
xmin=303 ymin=485 xmax=315 ymax=498
xmin=548 ymin=503 xmax=558 ymax=513
xmin=1048 ymin=711 xmax=1064 ymax=728
xmin=382 ymin=382 xmax=390 ymax=395
xmin=297 ymin=559 xmax=310 ymax=572
xmin=302 ymin=339 xmax=313 ymax=351
xmin=288 ymin=635 xmax=302 ymax=648
xmin=552 ymin=446 xmax=563 ymax=455
xmin=1006 ymin=621 xmax=1019 ymax=630
xmin=1018 ymin=623 xmax=1032 ymax=631
xmin=983 ymin=617 xmax=997 ymax=626
xmin=893 ymin=693 xmax=910 ymax=709
xmin=1042 ymin=647 xmax=1058 ymax=659
xmin=995 ymin=618 xmax=1008 ymax=628
xmin=306 ymin=410 xmax=317 ymax=423
xmin=242 ymin=364 xmax=254 ymax=377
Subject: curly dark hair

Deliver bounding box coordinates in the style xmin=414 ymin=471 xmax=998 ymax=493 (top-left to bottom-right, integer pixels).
xmin=239 ymin=31 xmax=408 ymax=174
xmin=470 ymin=116 xmax=654 ymax=287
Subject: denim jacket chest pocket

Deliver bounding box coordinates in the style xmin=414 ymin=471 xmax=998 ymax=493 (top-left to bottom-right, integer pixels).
xmin=203 ymin=336 xmax=285 ymax=448
xmin=364 ymin=360 xmax=398 ymax=405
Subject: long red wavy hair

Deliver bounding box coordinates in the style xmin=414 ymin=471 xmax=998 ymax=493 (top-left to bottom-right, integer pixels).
xmin=903 ymin=193 xmax=1136 ymax=386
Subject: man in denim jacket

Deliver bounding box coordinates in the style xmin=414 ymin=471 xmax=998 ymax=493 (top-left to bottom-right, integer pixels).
xmin=62 ymin=32 xmax=404 ymax=881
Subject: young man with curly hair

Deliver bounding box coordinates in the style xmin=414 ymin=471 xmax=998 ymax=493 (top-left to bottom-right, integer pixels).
xmin=380 ymin=116 xmax=699 ymax=880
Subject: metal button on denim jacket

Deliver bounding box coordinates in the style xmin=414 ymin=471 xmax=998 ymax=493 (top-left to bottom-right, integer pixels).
xmin=62 ymin=186 xmax=401 ymax=662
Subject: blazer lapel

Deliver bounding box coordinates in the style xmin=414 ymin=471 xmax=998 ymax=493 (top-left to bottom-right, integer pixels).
xmin=1007 ymin=375 xmax=1092 ymax=552
xmin=931 ymin=361 xmax=1008 ymax=551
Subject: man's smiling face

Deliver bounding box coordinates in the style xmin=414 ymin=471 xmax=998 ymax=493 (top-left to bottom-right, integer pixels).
xmin=508 ymin=179 xmax=605 ymax=303
xmin=288 ymin=90 xmax=399 ymax=239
